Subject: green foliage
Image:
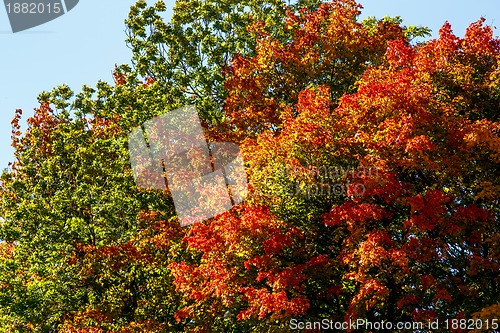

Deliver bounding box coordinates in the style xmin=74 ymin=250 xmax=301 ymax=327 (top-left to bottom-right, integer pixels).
xmin=362 ymin=15 xmax=431 ymax=42
xmin=125 ymin=0 xmax=324 ymax=123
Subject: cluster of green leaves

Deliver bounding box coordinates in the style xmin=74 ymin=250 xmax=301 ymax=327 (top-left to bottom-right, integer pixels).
xmin=125 ymin=0 xmax=324 ymax=123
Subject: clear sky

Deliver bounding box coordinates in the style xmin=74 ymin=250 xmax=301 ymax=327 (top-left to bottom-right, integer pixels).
xmin=0 ymin=0 xmax=498 ymax=169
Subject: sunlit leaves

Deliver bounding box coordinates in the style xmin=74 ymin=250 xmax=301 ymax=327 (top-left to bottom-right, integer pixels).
xmin=0 ymin=0 xmax=498 ymax=331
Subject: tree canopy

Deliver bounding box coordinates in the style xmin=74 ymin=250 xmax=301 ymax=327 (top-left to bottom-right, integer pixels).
xmin=0 ymin=0 xmax=498 ymax=332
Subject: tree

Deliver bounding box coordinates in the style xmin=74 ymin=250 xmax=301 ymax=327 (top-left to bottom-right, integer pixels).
xmin=124 ymin=0 xmax=324 ymax=123
xmin=0 ymin=0 xmax=324 ymax=332
xmin=170 ymin=3 xmax=499 ymax=332
xmin=0 ymin=0 xmax=498 ymax=332
xmin=0 ymin=83 xmax=183 ymax=332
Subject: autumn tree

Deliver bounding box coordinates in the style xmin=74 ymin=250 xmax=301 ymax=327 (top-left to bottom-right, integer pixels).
xmin=0 ymin=0 xmax=498 ymax=332
xmin=169 ymin=2 xmax=499 ymax=332
xmin=0 ymin=0 xmax=326 ymax=332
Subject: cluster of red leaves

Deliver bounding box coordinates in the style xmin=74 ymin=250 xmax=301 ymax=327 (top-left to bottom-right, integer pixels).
xmin=169 ymin=206 xmax=335 ymax=326
xmin=324 ymin=17 xmax=500 ymax=325
xmin=221 ymin=0 xmax=407 ymax=141
xmin=10 ymin=102 xmax=64 ymax=155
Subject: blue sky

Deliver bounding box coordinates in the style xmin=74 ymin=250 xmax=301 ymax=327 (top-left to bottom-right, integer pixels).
xmin=0 ymin=0 xmax=498 ymax=169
